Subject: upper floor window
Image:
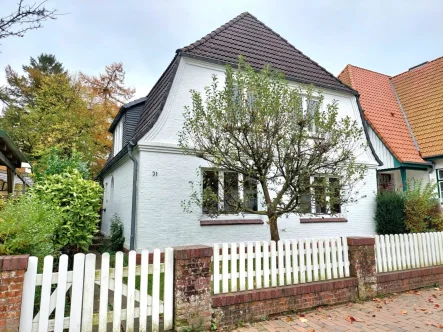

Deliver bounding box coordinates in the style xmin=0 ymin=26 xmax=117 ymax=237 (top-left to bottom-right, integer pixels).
xmin=202 ymin=169 xmax=258 ymax=214
xmin=114 ymin=120 xmax=123 ymax=154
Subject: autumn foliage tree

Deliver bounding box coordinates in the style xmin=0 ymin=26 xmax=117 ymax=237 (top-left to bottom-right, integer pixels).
xmin=179 ymin=58 xmax=368 ymax=241
xmin=0 ymin=55 xmax=135 ymax=176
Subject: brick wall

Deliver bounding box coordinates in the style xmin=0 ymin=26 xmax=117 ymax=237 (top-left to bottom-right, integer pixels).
xmin=0 ymin=255 xmax=28 ymax=332
xmin=377 ymin=266 xmax=443 ymax=295
xmin=212 ymin=279 xmax=358 ymax=330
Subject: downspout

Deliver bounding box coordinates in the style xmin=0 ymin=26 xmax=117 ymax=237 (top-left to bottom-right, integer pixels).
xmin=128 ymin=141 xmax=138 ymax=250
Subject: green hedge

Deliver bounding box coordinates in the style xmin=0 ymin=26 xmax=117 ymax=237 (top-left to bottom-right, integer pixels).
xmin=375 ymin=190 xmax=406 ymax=235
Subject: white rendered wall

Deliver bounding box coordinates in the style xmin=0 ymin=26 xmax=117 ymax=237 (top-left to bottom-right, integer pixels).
xmin=132 ymin=57 xmax=379 ymax=250
xmin=101 ymin=154 xmax=137 ymax=249
xmin=367 ymin=126 xmax=395 ymax=170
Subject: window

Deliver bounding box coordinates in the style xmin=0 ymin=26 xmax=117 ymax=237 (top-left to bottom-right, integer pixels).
xmin=300 ymin=176 xmax=341 ymax=214
xmin=113 ymin=120 xmax=123 ymax=154
xmin=438 ymin=169 xmax=443 ymax=203
xmin=306 ymin=99 xmax=319 ymax=132
xmin=202 ymin=170 xmax=258 ymax=213
xmin=378 ymin=173 xmax=392 ymax=190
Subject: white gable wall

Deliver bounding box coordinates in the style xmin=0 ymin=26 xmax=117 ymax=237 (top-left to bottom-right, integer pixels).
xmin=128 ymin=57 xmax=379 ymax=250
xmin=367 ymin=126 xmax=395 ymax=170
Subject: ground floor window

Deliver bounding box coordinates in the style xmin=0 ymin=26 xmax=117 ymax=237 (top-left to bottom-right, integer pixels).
xmin=438 ymin=169 xmax=443 ymax=203
xmin=202 ymin=170 xmax=258 ymax=214
xmin=300 ymin=176 xmax=341 ymax=215
xmin=378 ymin=173 xmax=393 ymax=190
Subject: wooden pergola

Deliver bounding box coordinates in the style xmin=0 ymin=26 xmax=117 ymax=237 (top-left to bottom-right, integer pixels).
xmin=0 ymin=130 xmax=29 ymax=194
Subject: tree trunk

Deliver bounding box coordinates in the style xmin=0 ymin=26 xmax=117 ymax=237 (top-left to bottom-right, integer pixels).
xmin=269 ymin=215 xmax=280 ymax=242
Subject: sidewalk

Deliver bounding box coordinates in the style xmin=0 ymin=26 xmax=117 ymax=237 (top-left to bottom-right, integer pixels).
xmin=235 ymin=287 xmax=443 ymax=331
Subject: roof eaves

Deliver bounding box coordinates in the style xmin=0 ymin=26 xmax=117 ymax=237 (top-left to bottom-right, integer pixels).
xmin=96 ymin=144 xmax=129 ymax=180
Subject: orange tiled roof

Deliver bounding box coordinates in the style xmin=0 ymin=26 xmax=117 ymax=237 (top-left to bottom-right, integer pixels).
xmin=390 ymin=57 xmax=443 ymax=158
xmin=338 ymin=65 xmax=425 ymax=163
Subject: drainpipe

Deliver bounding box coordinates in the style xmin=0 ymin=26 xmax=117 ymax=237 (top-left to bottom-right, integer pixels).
xmin=128 ymin=141 xmax=138 ymax=250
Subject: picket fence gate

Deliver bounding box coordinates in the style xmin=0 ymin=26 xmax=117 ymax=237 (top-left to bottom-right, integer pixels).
xmin=375 ymin=232 xmax=443 ymax=273
xmin=213 ymin=237 xmax=350 ymax=294
xmin=19 ymin=248 xmax=174 ymax=332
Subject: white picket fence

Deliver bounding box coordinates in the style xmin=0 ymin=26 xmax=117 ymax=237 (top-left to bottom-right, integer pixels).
xmin=19 ymin=249 xmax=174 ymax=332
xmin=213 ymin=237 xmax=350 ymax=294
xmin=375 ymin=232 xmax=443 ymax=273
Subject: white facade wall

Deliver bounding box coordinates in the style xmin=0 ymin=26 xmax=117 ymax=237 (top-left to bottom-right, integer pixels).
xmin=101 ymin=154 xmax=136 ymax=248
xmin=131 ymin=57 xmax=379 ymax=250
xmin=367 ymin=126 xmax=395 ymax=170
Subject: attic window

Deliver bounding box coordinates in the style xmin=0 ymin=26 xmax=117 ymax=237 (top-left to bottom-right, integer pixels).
xmin=114 ymin=120 xmax=123 ymax=154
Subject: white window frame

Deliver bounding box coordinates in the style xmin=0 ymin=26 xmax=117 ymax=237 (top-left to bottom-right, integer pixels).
xmin=201 ymin=169 xmax=258 ymax=214
xmin=113 ymin=120 xmax=123 ymax=154
xmin=437 ymin=169 xmax=443 ymax=204
xmin=301 ymin=175 xmax=342 ymax=216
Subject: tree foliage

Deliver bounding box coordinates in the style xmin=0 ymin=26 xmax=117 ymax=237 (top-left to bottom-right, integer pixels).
xmin=0 ymin=54 xmax=135 ymax=176
xmin=31 ymin=169 xmax=103 ymax=253
xmin=179 ymin=57 xmax=368 ymax=241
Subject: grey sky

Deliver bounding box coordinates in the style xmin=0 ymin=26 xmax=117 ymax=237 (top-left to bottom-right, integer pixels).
xmin=1 ymin=0 xmax=442 ymax=100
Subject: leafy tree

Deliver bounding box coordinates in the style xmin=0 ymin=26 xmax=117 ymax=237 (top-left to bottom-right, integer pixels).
xmin=80 ymin=62 xmax=135 ymax=172
xmin=32 ymin=169 xmax=103 ymax=253
xmin=33 ymin=148 xmax=90 ymax=181
xmin=0 ymin=0 xmax=58 ymax=42
xmin=179 ymin=58 xmax=368 ymax=241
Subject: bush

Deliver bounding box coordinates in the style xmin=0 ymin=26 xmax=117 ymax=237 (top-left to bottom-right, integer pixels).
xmin=404 ymin=179 xmax=443 ymax=233
xmin=0 ymin=195 xmax=63 ymax=258
xmin=375 ymin=190 xmax=406 ymax=235
xmin=109 ymin=214 xmax=125 ymax=252
xmin=32 ymin=169 xmax=103 ymax=253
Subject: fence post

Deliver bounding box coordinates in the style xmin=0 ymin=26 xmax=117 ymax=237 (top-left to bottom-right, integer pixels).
xmin=347 ymin=237 xmax=377 ymax=300
xmin=0 ymin=255 xmax=28 ymax=332
xmin=173 ymin=245 xmax=213 ymax=332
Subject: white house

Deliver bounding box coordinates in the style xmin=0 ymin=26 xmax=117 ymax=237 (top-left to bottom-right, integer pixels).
xmin=97 ymin=12 xmax=381 ymax=250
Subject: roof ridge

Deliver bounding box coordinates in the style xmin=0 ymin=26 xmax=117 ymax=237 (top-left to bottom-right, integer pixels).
xmin=247 ymin=14 xmax=355 ymax=92
xmin=391 ymin=55 xmax=443 ymax=79
xmin=179 ymin=12 xmax=250 ymax=53
xmin=346 ymin=64 xmax=391 ymax=77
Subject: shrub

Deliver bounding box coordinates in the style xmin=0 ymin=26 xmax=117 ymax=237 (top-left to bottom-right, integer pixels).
xmin=404 ymin=179 xmax=443 ymax=233
xmin=34 ymin=148 xmax=90 ymax=181
xmin=375 ymin=190 xmax=406 ymax=235
xmin=32 ymin=169 xmax=103 ymax=253
xmin=0 ymin=195 xmax=63 ymax=258
xmin=109 ymin=214 xmax=125 ymax=252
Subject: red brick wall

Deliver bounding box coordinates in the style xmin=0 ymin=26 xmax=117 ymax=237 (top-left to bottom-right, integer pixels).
xmin=212 ymin=278 xmax=358 ymax=330
xmin=0 ymin=255 xmax=28 ymax=332
xmin=377 ymin=266 xmax=443 ymax=295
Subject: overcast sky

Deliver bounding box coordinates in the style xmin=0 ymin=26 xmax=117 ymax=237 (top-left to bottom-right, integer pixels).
xmin=1 ymin=0 xmax=442 ymax=100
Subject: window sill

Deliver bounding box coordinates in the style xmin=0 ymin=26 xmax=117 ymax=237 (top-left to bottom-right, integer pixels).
xmin=200 ymin=219 xmax=264 ymax=226
xmin=300 ymin=217 xmax=347 ymax=223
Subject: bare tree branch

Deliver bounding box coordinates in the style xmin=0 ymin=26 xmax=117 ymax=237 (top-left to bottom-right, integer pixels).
xmin=0 ymin=0 xmax=59 ymax=40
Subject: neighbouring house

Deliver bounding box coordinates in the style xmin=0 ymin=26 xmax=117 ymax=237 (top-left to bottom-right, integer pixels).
xmin=0 ymin=130 xmax=32 ymax=196
xmin=97 ymin=12 xmax=381 ymax=250
xmin=339 ymin=57 xmax=443 ymax=201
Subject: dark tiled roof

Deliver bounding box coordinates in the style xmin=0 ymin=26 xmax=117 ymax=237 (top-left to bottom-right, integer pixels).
xmin=179 ymin=12 xmax=356 ymax=95
xmin=98 ymin=12 xmax=358 ymax=178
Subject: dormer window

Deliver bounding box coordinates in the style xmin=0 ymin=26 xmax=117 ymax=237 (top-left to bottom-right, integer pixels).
xmin=114 ymin=120 xmax=123 ymax=154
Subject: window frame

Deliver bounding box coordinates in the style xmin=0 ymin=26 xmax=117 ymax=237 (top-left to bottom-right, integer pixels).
xmin=113 ymin=120 xmax=123 ymax=154
xmin=437 ymin=169 xmax=443 ymax=204
xmin=300 ymin=175 xmax=342 ymax=216
xmin=201 ymin=168 xmax=258 ymax=215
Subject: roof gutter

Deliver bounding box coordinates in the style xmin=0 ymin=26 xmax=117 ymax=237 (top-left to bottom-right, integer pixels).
xmin=355 ymin=97 xmax=383 ymax=166
xmin=127 ymin=141 xmax=138 ymax=250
